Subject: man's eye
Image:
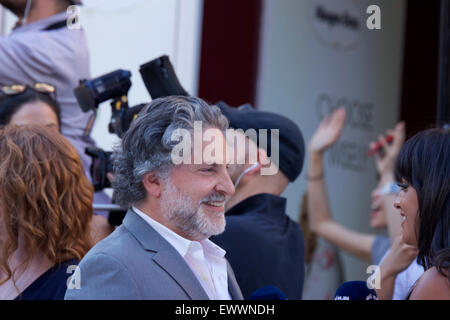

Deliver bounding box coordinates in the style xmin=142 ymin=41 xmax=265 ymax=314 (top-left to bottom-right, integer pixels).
xmin=200 ymin=168 xmax=214 ymax=172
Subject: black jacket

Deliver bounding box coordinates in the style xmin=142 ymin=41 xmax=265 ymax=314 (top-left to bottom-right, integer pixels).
xmin=211 ymin=193 xmax=305 ymax=299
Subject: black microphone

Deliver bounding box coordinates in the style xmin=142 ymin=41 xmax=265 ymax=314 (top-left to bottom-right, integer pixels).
xmin=248 ymin=285 xmax=288 ymax=300
xmin=334 ymin=281 xmax=378 ymax=300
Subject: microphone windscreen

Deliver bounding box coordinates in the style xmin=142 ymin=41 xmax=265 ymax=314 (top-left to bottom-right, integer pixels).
xmin=334 ymin=281 xmax=378 ymax=300
xmin=248 ymin=285 xmax=288 ymax=300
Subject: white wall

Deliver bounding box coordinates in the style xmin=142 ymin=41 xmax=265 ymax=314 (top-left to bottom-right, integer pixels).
xmin=80 ymin=0 xmax=203 ymax=151
xmin=1 ymin=0 xmax=204 ymax=151
xmin=0 ymin=6 xmax=15 ymax=33
xmin=257 ymin=0 xmax=406 ymax=283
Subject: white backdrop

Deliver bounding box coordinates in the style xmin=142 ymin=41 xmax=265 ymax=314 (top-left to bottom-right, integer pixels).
xmin=0 ymin=0 xmax=203 ymax=151
xmin=257 ymin=0 xmax=406 ymax=282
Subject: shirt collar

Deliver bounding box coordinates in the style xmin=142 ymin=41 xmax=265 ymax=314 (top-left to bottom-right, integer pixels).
xmin=131 ymin=206 xmax=226 ymax=258
xmin=13 ymin=12 xmax=68 ymax=34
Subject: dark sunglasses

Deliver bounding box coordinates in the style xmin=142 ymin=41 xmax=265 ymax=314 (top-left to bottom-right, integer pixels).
xmin=0 ymin=83 xmax=57 ymax=100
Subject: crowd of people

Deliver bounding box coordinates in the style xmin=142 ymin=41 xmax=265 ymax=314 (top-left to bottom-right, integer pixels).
xmin=0 ymin=0 xmax=449 ymax=300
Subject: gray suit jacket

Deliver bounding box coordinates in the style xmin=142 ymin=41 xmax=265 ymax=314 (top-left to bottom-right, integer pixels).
xmin=64 ymin=209 xmax=243 ymax=300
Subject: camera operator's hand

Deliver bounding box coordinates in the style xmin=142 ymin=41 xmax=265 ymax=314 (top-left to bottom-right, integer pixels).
xmin=370 ymin=122 xmax=405 ymax=184
xmin=308 ymin=107 xmax=346 ymax=156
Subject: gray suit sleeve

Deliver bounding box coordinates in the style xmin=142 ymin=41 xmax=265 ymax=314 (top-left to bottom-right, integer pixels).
xmin=64 ymin=253 xmax=141 ymax=300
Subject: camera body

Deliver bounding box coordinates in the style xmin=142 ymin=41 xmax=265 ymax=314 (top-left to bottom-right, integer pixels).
xmin=76 ymin=55 xmax=189 ymax=192
xmin=74 ymin=69 xmax=145 ymax=138
xmin=74 ymin=69 xmax=132 ymax=113
xmin=85 ymin=147 xmax=113 ymax=192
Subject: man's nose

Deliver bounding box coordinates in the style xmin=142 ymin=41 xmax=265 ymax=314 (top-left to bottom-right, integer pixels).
xmin=216 ymin=168 xmax=235 ymax=196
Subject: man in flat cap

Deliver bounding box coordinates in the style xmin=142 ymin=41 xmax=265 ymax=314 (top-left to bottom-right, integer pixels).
xmin=211 ymin=102 xmax=306 ymax=300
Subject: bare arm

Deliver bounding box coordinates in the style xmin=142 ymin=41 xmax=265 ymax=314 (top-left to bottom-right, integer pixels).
xmin=409 ymin=267 xmax=450 ymax=300
xmin=307 ymin=152 xmax=374 ymax=262
xmin=307 ymin=108 xmax=374 ymax=263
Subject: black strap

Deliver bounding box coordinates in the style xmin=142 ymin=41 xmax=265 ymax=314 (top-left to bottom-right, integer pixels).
xmin=43 ymin=20 xmax=67 ymax=31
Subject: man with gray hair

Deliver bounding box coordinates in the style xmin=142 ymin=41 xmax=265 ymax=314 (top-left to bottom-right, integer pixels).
xmin=65 ymin=96 xmax=243 ymax=300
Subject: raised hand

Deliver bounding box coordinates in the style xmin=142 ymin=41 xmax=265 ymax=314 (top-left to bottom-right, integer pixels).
xmin=370 ymin=122 xmax=405 ymax=182
xmin=382 ymin=233 xmax=418 ymax=276
xmin=309 ymin=107 xmax=346 ymax=155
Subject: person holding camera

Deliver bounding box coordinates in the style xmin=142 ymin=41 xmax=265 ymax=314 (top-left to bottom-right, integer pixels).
xmin=0 ymin=0 xmax=94 ymax=168
xmin=0 ymin=0 xmax=115 ymax=228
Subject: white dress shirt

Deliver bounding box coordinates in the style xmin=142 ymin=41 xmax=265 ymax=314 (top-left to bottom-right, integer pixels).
xmin=132 ymin=207 xmax=232 ymax=300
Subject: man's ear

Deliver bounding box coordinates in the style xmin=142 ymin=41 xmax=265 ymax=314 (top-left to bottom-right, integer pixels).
xmin=257 ymin=148 xmax=271 ymax=168
xmin=142 ymin=172 xmax=163 ymax=198
xmin=257 ymin=147 xmax=278 ymax=176
xmin=245 ymin=161 xmax=262 ymax=176
xmin=241 ymin=149 xmax=266 ymax=177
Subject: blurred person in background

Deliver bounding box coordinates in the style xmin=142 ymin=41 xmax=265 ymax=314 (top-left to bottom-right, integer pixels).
xmin=0 ymin=85 xmax=113 ymax=243
xmin=0 ymin=0 xmax=91 ymax=167
xmin=299 ymin=192 xmax=345 ymax=300
xmin=0 ymin=0 xmax=112 ymax=220
xmin=306 ymin=108 xmax=423 ymax=300
xmin=0 ymin=125 xmax=93 ymax=300
xmin=211 ymin=103 xmax=306 ymax=300
xmin=0 ymin=83 xmax=60 ymax=129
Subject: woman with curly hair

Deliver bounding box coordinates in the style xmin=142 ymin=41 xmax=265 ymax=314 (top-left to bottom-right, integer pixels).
xmin=378 ymin=128 xmax=450 ymax=299
xmin=0 ymin=86 xmax=113 ymax=243
xmin=0 ymin=125 xmax=94 ymax=300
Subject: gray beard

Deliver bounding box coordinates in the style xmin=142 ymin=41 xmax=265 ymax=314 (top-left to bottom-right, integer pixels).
xmin=159 ymin=177 xmax=226 ymax=241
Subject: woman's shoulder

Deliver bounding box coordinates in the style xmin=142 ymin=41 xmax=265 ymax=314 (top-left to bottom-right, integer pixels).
xmin=18 ymin=259 xmax=79 ymax=300
xmin=409 ymin=266 xmax=450 ymax=300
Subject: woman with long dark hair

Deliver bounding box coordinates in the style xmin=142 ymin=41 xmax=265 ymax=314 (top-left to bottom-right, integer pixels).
xmin=380 ymin=128 xmax=450 ymax=299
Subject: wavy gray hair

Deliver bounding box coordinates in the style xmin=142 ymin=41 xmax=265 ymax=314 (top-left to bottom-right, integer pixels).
xmin=112 ymin=96 xmax=229 ymax=208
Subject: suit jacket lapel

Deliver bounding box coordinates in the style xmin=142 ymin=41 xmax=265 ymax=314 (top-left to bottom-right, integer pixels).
xmin=152 ymin=250 xmax=209 ymax=300
xmin=122 ymin=209 xmax=209 ymax=300
xmin=226 ymin=260 xmax=244 ymax=300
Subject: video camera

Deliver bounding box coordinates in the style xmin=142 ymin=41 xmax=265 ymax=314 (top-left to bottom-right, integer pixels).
xmin=75 ymin=55 xmax=188 ymax=138
xmin=75 ymin=55 xmax=189 ymax=192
